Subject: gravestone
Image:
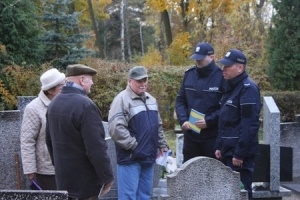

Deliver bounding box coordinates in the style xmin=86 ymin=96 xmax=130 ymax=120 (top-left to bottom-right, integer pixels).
xmin=176 ymin=134 xmax=184 ymax=167
xmin=0 ymin=190 xmax=68 ymax=200
xmin=99 ymin=137 xmax=118 ymax=200
xmin=102 ymin=121 xmax=109 ymax=138
xmin=160 ymin=156 xmax=248 ymax=200
xmin=279 ymin=116 xmax=300 ymax=197
xmin=0 ymin=110 xmax=26 ymax=190
xmin=17 ymin=96 xmax=36 ymax=118
xmin=280 ymin=117 xmax=300 ymax=179
xmin=253 ymin=144 xmax=292 ymax=182
xmin=252 ymin=97 xmax=291 ymax=199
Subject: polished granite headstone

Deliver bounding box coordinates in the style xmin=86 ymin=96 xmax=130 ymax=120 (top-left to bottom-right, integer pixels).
xmin=161 ymin=156 xmax=248 ymax=200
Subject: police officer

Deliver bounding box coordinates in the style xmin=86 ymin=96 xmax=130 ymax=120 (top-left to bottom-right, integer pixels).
xmin=215 ymin=49 xmax=261 ymax=200
xmin=175 ymin=42 xmax=224 ymax=162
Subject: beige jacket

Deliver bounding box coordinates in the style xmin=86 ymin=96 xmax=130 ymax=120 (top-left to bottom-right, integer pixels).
xmin=20 ymin=91 xmax=55 ymax=175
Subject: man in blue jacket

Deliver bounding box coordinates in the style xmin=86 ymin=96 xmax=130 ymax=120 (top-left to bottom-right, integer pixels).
xmin=108 ymin=66 xmax=168 ymax=200
xmin=215 ymin=49 xmax=261 ymax=200
xmin=175 ymin=42 xmax=224 ymax=162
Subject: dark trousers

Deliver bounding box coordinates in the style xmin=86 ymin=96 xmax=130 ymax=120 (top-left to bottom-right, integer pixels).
xmin=223 ymin=157 xmax=255 ymax=200
xmin=35 ymin=174 xmax=56 ymax=190
xmin=183 ymin=134 xmax=216 ymax=163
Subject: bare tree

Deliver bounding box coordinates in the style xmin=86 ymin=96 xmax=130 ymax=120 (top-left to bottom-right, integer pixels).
xmin=87 ymin=0 xmax=104 ymax=58
xmin=120 ymin=0 xmax=125 ymax=62
xmin=124 ymin=0 xmax=132 ymax=62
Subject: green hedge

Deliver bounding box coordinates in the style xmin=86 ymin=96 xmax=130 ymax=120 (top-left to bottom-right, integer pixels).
xmin=89 ymin=61 xmax=185 ymax=129
xmin=87 ymin=60 xmax=300 ymax=129
xmin=2 ymin=60 xmax=298 ymax=128
xmin=262 ymin=91 xmax=300 ymax=122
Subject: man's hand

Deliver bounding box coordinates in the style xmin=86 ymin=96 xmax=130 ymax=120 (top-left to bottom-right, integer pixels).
xmin=215 ymin=150 xmax=222 ymax=159
xmin=157 ymin=146 xmax=169 ymax=157
xmin=181 ymin=121 xmax=190 ymax=131
xmin=99 ymin=181 xmax=114 ymax=197
xmin=232 ymin=157 xmax=243 ymax=167
xmin=27 ymin=173 xmax=35 ymax=180
xmin=195 ymin=119 xmax=207 ymax=129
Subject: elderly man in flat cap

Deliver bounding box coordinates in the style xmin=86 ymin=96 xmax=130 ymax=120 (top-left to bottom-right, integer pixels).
xmin=46 ymin=64 xmax=114 ymax=200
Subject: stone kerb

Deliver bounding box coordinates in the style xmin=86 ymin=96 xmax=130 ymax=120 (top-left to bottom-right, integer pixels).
xmin=0 ymin=190 xmax=68 ymax=200
xmin=162 ymin=156 xmax=247 ymax=200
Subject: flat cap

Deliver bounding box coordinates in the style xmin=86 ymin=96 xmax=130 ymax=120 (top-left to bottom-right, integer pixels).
xmin=128 ymin=66 xmax=148 ymax=80
xmin=66 ymin=64 xmax=97 ymax=77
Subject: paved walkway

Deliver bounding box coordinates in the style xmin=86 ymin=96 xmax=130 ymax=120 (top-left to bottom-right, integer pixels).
xmin=282 ymin=177 xmax=300 ymax=200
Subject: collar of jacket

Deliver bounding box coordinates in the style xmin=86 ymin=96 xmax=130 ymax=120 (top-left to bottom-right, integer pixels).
xmin=62 ymin=84 xmax=87 ymax=95
xmin=224 ymin=71 xmax=248 ymax=92
xmin=38 ymin=90 xmax=51 ymax=106
xmin=126 ymin=85 xmax=149 ymax=101
xmin=196 ymin=60 xmax=216 ymax=77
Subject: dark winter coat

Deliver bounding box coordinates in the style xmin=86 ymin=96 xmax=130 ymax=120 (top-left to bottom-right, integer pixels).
xmin=46 ymin=86 xmax=113 ymax=199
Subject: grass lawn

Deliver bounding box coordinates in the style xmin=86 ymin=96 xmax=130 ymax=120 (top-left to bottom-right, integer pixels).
xmin=164 ymin=129 xmax=177 ymax=155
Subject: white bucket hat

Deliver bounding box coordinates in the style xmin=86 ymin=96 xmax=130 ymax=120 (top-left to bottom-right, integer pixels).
xmin=40 ymin=68 xmax=66 ymax=91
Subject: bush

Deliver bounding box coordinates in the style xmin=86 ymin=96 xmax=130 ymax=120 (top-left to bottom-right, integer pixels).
xmin=84 ymin=58 xmax=186 ymax=129
xmin=262 ymin=91 xmax=300 ymax=122
xmin=83 ymin=59 xmax=300 ymax=129
xmin=3 ymin=59 xmax=299 ymax=129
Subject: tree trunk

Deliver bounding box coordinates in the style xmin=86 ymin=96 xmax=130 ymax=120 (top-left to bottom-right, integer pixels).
xmin=87 ymin=0 xmax=104 ymax=58
xmin=161 ymin=10 xmax=173 ymax=46
xmin=140 ymin=23 xmax=144 ymax=55
xmin=124 ymin=0 xmax=132 ymax=63
xmin=120 ymin=0 xmax=125 ymax=62
xmin=180 ymin=0 xmax=189 ymax=32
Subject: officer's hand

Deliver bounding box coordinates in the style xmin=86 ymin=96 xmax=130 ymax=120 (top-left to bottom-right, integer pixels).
xmin=195 ymin=119 xmax=207 ymax=129
xmin=232 ymin=157 xmax=243 ymax=167
xmin=182 ymin=121 xmax=190 ymax=131
xmin=215 ymin=150 xmax=222 ymax=159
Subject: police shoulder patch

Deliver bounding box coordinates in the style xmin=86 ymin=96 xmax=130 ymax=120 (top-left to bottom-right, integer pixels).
xmin=243 ymin=79 xmax=251 ymax=88
xmin=185 ymin=66 xmax=196 ymax=73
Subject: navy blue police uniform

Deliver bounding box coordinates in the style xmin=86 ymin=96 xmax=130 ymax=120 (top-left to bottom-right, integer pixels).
xmin=215 ymin=71 xmax=261 ymax=200
xmin=176 ymin=60 xmax=224 ymax=162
